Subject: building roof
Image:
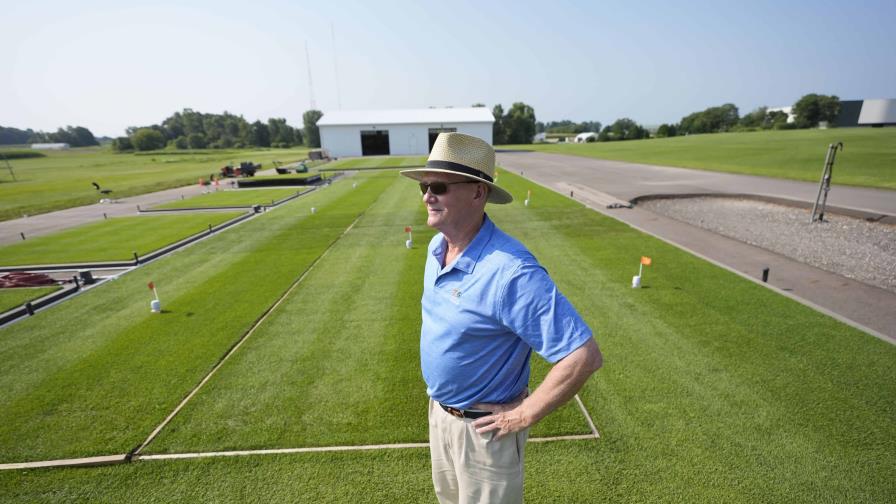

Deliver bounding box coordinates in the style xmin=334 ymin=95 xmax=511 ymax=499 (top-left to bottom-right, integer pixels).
xmin=317 ymin=107 xmax=494 ymax=126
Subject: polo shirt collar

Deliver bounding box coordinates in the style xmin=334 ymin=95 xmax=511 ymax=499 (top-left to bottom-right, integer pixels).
xmin=452 ymin=214 xmax=495 ymax=274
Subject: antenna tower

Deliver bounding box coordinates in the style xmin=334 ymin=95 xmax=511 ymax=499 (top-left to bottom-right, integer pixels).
xmin=305 ymin=41 xmax=316 ymax=110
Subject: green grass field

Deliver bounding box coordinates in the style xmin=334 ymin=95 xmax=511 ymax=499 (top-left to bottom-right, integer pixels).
xmin=506 ymin=127 xmax=896 ymax=189
xmin=1 ymin=170 xmax=893 ymax=502
xmin=151 ymin=189 xmax=305 ymax=210
xmin=0 ymin=286 xmax=60 ymax=313
xmin=322 ymin=155 xmax=426 ymax=170
xmin=0 ymin=213 xmax=243 ymax=265
xmin=0 ymin=146 xmax=308 ymax=222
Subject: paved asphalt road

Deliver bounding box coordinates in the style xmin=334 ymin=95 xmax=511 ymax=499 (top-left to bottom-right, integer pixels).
xmin=497 ymin=151 xmax=896 ymax=343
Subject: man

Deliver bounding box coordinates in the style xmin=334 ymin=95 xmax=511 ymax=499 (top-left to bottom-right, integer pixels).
xmin=401 ymin=133 xmax=602 ymax=503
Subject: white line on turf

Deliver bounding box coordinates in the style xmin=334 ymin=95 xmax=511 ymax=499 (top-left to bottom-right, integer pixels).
xmin=574 ymin=394 xmax=601 ymax=438
xmin=136 ymin=435 xmax=597 ymax=461
xmin=0 ymin=433 xmax=600 ymax=470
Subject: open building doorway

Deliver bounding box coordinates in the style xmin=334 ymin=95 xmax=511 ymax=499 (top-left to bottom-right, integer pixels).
xmin=361 ymin=130 xmax=390 ymax=156
xmin=428 ymin=128 xmax=457 ymax=152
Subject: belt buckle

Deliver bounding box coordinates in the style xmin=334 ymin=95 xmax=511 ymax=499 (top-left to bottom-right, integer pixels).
xmin=447 ymin=406 xmax=464 ymax=418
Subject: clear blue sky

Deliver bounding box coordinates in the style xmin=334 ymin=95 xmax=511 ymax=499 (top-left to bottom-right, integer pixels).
xmin=3 ymin=0 xmax=894 ymax=137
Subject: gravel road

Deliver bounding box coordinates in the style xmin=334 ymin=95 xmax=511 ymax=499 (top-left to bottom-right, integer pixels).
xmin=638 ymin=197 xmax=896 ymax=294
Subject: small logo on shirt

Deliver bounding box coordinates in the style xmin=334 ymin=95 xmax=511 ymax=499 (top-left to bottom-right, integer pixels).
xmin=449 ymin=288 xmax=462 ymax=304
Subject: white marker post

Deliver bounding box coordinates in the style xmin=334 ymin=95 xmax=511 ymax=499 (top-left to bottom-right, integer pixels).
xmin=148 ymin=281 xmax=161 ymax=312
xmin=524 ymin=189 xmax=531 ymax=207
xmin=632 ymin=256 xmax=651 ymax=288
xmin=405 ymin=226 xmax=413 ymax=249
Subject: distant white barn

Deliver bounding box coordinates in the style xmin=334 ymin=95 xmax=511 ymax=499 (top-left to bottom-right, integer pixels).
xmin=31 ymin=143 xmax=70 ymax=150
xmin=575 ymin=132 xmax=598 ymax=143
xmin=856 ymin=98 xmax=896 ymax=125
xmin=317 ymin=107 xmax=494 ymax=157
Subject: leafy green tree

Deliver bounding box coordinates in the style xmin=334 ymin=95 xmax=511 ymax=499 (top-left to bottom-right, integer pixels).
xmin=111 ymin=136 xmax=133 ymax=151
xmin=793 ymin=93 xmax=840 ymax=128
xmin=491 ymin=104 xmax=506 ymax=145
xmin=302 ymin=110 xmax=323 ymax=148
xmin=739 ymin=107 xmax=768 ymax=129
xmin=609 ymin=118 xmax=647 ymax=140
xmin=0 ymin=126 xmax=35 ymax=145
xmin=250 ymin=120 xmax=271 ymax=147
xmin=764 ymin=110 xmax=789 ymax=129
xmin=172 ymin=136 xmax=189 ymax=149
xmin=679 ymin=103 xmax=739 ymax=134
xmin=131 ymin=128 xmax=165 ymax=151
xmin=503 ymin=102 xmax=536 ymax=144
xmin=187 ymin=133 xmax=207 ymax=149
xmin=656 ymin=123 xmax=678 ymax=137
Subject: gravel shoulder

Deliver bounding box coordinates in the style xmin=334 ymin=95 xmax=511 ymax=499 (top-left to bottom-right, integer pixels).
xmin=637 ymin=197 xmax=896 ymax=294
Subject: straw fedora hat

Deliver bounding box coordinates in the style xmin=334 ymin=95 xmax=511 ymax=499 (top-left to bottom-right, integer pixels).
xmin=400 ymin=132 xmax=513 ymax=204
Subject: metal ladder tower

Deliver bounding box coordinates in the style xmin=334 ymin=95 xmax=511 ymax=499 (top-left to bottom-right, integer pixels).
xmin=810 ymin=142 xmax=843 ymax=223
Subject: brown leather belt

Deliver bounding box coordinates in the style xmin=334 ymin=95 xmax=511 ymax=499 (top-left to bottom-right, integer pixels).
xmin=439 ymin=402 xmax=492 ymax=419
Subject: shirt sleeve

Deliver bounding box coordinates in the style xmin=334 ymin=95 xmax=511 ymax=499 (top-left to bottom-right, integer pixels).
xmin=498 ymin=262 xmax=594 ymax=363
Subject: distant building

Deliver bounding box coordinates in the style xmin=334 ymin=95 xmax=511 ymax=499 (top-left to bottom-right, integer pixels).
xmin=317 ymin=107 xmax=494 ymax=158
xmin=31 ymin=143 xmax=70 ymax=150
xmin=574 ymin=132 xmax=598 ymax=143
xmin=797 ymin=98 xmax=896 ymax=128
xmin=854 ymin=98 xmax=896 ymax=126
xmin=533 ymin=132 xmax=547 ymax=143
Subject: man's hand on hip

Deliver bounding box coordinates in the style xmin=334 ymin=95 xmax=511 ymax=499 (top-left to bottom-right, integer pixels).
xmin=473 ymin=339 xmax=603 ymax=441
xmin=471 ymin=390 xmax=530 ymax=440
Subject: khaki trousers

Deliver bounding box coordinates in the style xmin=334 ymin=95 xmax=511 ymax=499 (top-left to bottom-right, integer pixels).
xmin=428 ymin=399 xmax=529 ymax=504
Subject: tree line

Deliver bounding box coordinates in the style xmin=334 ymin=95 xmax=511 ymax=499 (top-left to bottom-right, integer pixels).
xmin=656 ymin=93 xmax=842 ymax=138
xmin=0 ymin=125 xmax=99 ymax=147
xmin=113 ymin=109 xmax=324 ymax=152
xmin=536 ymin=120 xmax=603 ymax=134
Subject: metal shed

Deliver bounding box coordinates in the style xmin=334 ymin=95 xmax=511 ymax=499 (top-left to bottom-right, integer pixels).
xmin=317 ymin=107 xmax=494 ymax=157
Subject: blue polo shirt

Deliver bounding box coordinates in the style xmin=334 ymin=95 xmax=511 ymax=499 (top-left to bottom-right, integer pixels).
xmin=421 ymin=214 xmax=593 ymax=409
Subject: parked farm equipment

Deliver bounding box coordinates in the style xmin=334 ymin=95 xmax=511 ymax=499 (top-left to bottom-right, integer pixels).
xmin=220 ymin=161 xmax=261 ymax=178
xmin=273 ymin=159 xmax=309 ymax=174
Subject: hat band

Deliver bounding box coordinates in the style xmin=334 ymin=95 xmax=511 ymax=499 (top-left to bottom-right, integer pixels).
xmin=425 ymin=160 xmax=494 ymax=183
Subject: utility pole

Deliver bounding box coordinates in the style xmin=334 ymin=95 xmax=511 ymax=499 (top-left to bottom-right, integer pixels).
xmin=331 ymin=22 xmax=342 ymax=110
xmin=305 ymin=41 xmax=316 ymax=110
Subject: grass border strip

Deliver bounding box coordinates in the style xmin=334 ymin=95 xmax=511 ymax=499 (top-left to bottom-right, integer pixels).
xmin=318 ymin=165 xmax=424 ymax=172
xmin=0 ymin=284 xmax=80 ymax=326
xmin=0 ymin=212 xmax=254 ymax=272
xmin=130 ymin=211 xmax=367 ymax=457
xmin=139 ymin=188 xmax=316 ymax=213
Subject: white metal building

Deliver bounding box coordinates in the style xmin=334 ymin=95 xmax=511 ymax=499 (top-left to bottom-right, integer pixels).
xmin=856 ymin=98 xmax=896 ymax=125
xmin=31 ymin=143 xmax=70 ymax=150
xmin=317 ymin=107 xmax=494 ymax=157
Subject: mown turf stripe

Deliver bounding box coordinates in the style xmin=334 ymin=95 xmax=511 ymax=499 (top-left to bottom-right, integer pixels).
xmin=133 ymin=211 xmax=368 ymax=456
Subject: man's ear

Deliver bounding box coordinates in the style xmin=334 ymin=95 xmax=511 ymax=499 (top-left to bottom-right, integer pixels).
xmin=474 ymin=183 xmax=489 ymax=201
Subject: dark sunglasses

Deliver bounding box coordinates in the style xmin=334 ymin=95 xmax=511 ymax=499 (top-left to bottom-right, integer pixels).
xmin=419 ymin=180 xmax=480 ymax=195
